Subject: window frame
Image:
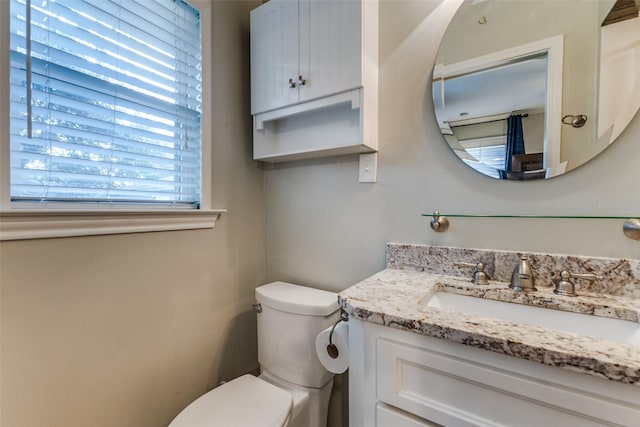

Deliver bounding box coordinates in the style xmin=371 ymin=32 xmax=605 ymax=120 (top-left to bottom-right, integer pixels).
xmin=0 ymin=0 xmax=224 ymax=241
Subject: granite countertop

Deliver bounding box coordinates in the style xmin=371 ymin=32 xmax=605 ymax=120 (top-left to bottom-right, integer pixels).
xmin=339 ymin=268 xmax=640 ymax=385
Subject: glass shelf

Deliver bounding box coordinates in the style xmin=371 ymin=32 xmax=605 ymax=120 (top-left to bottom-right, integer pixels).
xmin=423 ymin=211 xmax=640 ymax=240
xmin=422 ymin=213 xmax=640 ymax=220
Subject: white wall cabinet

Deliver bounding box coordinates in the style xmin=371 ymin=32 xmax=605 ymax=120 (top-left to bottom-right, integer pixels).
xmin=250 ymin=0 xmax=378 ymax=162
xmin=250 ymin=0 xmax=300 ymax=115
xmin=348 ymin=320 xmax=640 ymax=427
xmin=250 ymin=0 xmax=361 ymax=115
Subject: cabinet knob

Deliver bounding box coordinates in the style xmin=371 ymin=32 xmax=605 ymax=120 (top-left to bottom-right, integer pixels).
xmin=298 ymin=75 xmax=306 ymax=86
xmin=288 ymin=78 xmax=296 ymax=88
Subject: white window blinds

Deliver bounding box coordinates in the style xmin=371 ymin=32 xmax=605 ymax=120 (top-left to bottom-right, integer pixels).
xmin=463 ymin=144 xmax=506 ymax=179
xmin=9 ymin=0 xmax=202 ymax=207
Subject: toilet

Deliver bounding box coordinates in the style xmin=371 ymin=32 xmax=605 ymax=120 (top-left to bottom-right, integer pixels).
xmin=169 ymin=281 xmax=340 ymax=427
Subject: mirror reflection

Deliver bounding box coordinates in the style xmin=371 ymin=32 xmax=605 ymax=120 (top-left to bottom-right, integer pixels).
xmin=433 ymin=0 xmax=640 ymax=180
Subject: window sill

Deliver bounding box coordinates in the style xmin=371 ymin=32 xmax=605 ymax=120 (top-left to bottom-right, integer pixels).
xmin=0 ymin=209 xmax=226 ymax=241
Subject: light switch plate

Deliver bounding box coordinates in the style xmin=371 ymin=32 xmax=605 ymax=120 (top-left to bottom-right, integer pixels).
xmin=359 ymin=153 xmax=378 ymax=183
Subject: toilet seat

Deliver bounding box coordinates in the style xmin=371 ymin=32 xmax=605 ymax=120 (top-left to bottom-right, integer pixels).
xmin=169 ymin=374 xmax=292 ymax=427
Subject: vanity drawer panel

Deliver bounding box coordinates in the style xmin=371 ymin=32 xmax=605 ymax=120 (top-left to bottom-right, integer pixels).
xmin=376 ymin=403 xmax=441 ymax=427
xmin=376 ymin=337 xmax=633 ymax=427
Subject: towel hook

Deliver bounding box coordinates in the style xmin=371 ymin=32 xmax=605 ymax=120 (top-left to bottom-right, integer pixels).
xmin=562 ymin=114 xmax=587 ymax=128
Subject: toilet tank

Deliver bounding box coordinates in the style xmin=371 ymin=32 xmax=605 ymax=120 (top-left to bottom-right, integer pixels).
xmin=255 ymin=282 xmax=339 ymax=389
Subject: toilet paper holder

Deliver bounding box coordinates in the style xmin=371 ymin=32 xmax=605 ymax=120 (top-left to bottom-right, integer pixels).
xmin=326 ymin=310 xmax=349 ymax=359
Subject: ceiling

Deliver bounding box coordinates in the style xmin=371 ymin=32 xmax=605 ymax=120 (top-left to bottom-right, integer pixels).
xmin=433 ymin=55 xmax=547 ymax=129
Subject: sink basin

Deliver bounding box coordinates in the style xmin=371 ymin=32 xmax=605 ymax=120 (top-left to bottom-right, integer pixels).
xmin=426 ymin=292 xmax=640 ymax=345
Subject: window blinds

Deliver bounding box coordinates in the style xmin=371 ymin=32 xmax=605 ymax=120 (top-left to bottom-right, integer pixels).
xmin=9 ymin=0 xmax=202 ymax=206
xmin=463 ymin=143 xmax=506 ymax=179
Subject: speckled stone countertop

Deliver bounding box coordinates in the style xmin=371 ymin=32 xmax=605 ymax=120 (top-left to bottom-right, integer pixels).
xmin=338 ymin=244 xmax=640 ymax=385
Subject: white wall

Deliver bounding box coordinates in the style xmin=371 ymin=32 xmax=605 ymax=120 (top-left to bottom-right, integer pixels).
xmin=598 ymin=16 xmax=640 ymax=144
xmin=264 ymin=0 xmax=640 ymax=294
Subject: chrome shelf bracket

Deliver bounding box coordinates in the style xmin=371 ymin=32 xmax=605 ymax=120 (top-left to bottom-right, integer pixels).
xmin=623 ymin=219 xmax=640 ymax=241
xmin=430 ymin=211 xmax=449 ymax=232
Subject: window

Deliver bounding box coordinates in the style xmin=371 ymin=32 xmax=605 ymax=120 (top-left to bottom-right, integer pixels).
xmin=460 ymin=136 xmax=506 ymax=179
xmin=8 ymin=0 xmax=202 ymax=208
xmin=1 ymin=0 xmax=222 ymax=240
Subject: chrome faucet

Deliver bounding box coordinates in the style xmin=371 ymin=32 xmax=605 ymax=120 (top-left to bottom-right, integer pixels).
xmin=458 ymin=262 xmax=489 ymax=285
xmin=510 ymin=255 xmax=536 ymax=292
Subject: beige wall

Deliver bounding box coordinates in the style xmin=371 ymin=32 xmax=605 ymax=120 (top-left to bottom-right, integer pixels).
xmin=2 ymin=1 xmax=640 ymax=427
xmin=264 ymin=0 xmax=640 ymax=294
xmin=0 ymin=1 xmax=263 ymax=426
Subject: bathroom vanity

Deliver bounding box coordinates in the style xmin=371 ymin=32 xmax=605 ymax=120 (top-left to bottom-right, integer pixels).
xmin=340 ymin=244 xmax=640 ymax=427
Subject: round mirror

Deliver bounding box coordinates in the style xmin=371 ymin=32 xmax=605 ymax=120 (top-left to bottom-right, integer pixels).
xmin=433 ymin=0 xmax=640 ymax=180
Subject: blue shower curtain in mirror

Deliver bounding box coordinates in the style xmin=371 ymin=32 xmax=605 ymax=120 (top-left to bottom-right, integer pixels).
xmin=500 ymin=114 xmax=525 ymax=179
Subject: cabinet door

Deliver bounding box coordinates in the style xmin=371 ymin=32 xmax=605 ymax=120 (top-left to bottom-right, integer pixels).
xmin=250 ymin=0 xmax=300 ymax=114
xmin=299 ymin=0 xmax=362 ymax=103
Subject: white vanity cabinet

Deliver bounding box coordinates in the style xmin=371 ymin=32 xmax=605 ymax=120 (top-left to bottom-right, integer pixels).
xmin=349 ymin=319 xmax=640 ymax=427
xmin=250 ymin=0 xmax=378 ymax=162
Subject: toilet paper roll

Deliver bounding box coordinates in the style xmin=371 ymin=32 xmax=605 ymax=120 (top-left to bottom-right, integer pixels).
xmin=315 ymin=321 xmax=349 ymax=374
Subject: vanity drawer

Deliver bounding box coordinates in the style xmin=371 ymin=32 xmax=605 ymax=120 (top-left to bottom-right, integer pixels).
xmin=376 ymin=337 xmax=636 ymax=427
xmin=377 ymin=403 xmax=440 ymax=427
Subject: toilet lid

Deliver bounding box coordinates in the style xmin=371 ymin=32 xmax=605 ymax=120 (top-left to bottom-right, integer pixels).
xmin=169 ymin=374 xmax=292 ymax=427
xmin=256 ymin=282 xmax=338 ymax=316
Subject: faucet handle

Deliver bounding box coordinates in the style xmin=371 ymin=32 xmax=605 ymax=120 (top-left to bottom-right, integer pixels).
xmin=458 ymin=262 xmax=489 ymax=285
xmin=553 ymin=270 xmax=602 ymax=297
xmin=569 ymin=272 xmax=603 ymax=282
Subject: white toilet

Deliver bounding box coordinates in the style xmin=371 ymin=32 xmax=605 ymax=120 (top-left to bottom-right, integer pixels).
xmin=169 ymin=281 xmax=340 ymax=427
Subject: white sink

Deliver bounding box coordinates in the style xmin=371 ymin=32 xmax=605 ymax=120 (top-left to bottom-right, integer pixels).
xmin=426 ymin=292 xmax=640 ymax=345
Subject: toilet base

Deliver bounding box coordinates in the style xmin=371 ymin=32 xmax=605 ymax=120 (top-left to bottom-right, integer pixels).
xmin=259 ymin=370 xmax=334 ymax=427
